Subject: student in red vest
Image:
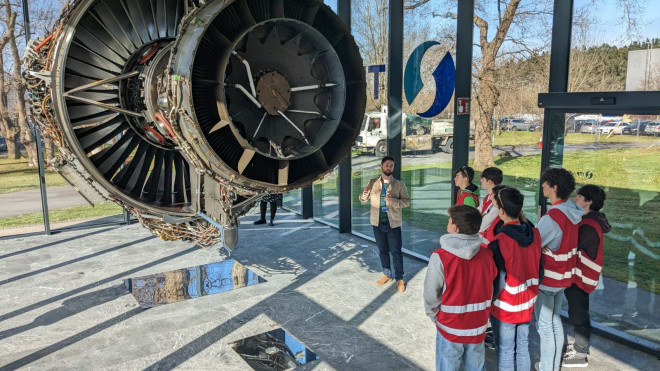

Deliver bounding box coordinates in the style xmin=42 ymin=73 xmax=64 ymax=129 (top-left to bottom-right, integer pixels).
xmin=562 ymin=185 xmax=610 ymax=368
xmin=535 ymin=168 xmax=585 ymax=371
xmin=480 ymin=184 xmax=507 ymax=249
xmin=479 ymin=167 xmax=503 ymax=232
xmin=423 ymin=205 xmax=497 ymax=371
xmin=489 ymin=187 xmax=542 ymax=371
xmin=453 ymin=165 xmax=479 ymax=208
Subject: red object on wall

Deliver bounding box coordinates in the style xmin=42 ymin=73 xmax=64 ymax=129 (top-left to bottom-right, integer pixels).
xmin=457 ymin=98 xmax=469 ymax=115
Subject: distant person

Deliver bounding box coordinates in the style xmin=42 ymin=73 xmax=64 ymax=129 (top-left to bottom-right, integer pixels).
xmin=454 ymin=165 xmax=479 ymax=208
xmin=489 ymin=187 xmax=542 ymax=371
xmin=562 ymin=185 xmax=610 ymax=368
xmin=479 ymin=167 xmax=504 ymax=232
xmin=253 ymin=193 xmax=283 ymax=226
xmin=360 ymin=156 xmax=411 ymax=293
xmin=535 ymin=168 xmax=584 ymax=371
xmin=424 ymin=205 xmax=497 ymax=371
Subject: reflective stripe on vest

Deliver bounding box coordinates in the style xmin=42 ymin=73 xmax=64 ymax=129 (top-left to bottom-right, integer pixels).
xmin=574 ymin=268 xmax=598 ymax=286
xmin=504 ymin=278 xmax=540 ymax=295
xmin=543 ymin=247 xmax=577 ymax=261
xmin=441 ymin=299 xmax=492 ymax=314
xmin=436 ymin=321 xmax=489 ymax=337
xmin=493 ymin=296 xmax=537 ymax=313
xmin=574 ymin=217 xmax=605 ymax=293
xmin=542 ymin=209 xmax=579 ymax=288
xmin=578 ymin=253 xmax=602 ymax=272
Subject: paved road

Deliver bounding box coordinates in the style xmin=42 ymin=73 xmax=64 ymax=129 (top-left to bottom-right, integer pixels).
xmin=0 ymin=186 xmax=90 ymax=218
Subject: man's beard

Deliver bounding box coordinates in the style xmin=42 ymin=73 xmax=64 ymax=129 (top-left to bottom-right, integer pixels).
xmin=382 ymin=170 xmax=392 ymax=176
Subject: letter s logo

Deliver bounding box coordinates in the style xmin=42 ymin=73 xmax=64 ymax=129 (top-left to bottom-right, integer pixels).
xmin=404 ymin=41 xmax=455 ymax=118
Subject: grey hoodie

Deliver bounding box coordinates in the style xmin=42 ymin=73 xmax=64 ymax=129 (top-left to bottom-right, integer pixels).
xmin=537 ymin=200 xmax=585 ymax=292
xmin=423 ymin=233 xmax=483 ymax=320
xmin=537 ymin=200 xmax=585 ymax=252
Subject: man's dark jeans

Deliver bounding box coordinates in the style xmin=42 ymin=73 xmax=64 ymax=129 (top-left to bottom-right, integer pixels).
xmin=565 ymin=284 xmax=591 ymax=353
xmin=373 ymin=221 xmax=403 ymax=280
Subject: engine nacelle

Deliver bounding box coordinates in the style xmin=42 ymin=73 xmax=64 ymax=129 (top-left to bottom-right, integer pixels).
xmin=24 ymin=0 xmax=365 ymax=250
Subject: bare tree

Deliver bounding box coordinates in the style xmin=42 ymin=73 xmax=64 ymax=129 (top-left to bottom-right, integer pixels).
xmin=407 ymin=0 xmax=645 ymax=169
xmin=0 ymin=3 xmax=20 ymax=159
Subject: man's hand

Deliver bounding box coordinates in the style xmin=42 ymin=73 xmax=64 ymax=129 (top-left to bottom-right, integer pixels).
xmin=362 ymin=187 xmax=370 ymax=198
xmin=384 ymin=196 xmax=392 ymax=205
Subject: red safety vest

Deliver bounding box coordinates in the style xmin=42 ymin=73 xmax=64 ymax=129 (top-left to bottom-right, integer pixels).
xmin=491 ymin=228 xmax=542 ymax=323
xmin=481 ymin=194 xmax=493 ymax=215
xmin=456 ymin=189 xmax=480 ymax=207
xmin=574 ymin=218 xmax=604 ymax=293
xmin=541 ymin=208 xmax=578 ymax=289
xmin=480 ymin=216 xmax=501 ymax=249
xmin=433 ymin=248 xmax=497 ymax=343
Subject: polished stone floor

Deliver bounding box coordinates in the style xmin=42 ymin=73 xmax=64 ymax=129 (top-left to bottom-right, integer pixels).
xmin=0 ymin=211 xmax=656 ymax=370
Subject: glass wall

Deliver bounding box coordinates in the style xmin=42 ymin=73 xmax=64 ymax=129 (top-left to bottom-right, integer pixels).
xmin=283 ymin=188 xmax=302 ymax=214
xmin=349 ymin=0 xmax=389 ymax=239
xmin=546 ymin=111 xmax=660 ymax=345
xmin=313 ymin=167 xmax=340 ymax=227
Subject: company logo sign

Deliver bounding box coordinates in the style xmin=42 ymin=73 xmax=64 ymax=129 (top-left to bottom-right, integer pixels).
xmin=366 ymin=41 xmax=456 ymax=118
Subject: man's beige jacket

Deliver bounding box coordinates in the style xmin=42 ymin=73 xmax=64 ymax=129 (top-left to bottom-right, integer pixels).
xmin=359 ymin=176 xmax=411 ymax=228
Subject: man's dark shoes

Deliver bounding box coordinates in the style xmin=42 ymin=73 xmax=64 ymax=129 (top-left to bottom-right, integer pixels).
xmin=254 ymin=219 xmax=267 ymax=225
xmin=269 ymin=221 xmax=274 ymax=226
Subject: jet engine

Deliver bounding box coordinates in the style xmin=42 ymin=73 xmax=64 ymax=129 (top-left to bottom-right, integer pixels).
xmin=24 ymin=0 xmax=365 ymax=250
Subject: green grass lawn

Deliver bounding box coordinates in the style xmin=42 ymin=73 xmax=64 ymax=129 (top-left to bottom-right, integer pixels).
xmin=0 ymin=156 xmax=67 ymax=193
xmin=493 ymin=131 xmax=660 ymax=147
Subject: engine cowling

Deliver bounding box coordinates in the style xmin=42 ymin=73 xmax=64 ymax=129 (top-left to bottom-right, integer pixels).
xmin=24 ymin=0 xmax=365 ymax=250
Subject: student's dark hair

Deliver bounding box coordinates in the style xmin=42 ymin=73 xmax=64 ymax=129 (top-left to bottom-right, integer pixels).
xmin=454 ymin=165 xmax=475 ymax=183
xmin=493 ymin=187 xmax=524 ymax=218
xmin=491 ymin=184 xmax=508 ymax=196
xmin=540 ymin=167 xmax=575 ymax=200
xmin=577 ymin=184 xmax=606 ymax=211
xmin=447 ymin=205 xmax=482 ymax=235
xmin=481 ymin=167 xmax=503 ymax=185
xmin=381 ymin=155 xmax=395 ymax=165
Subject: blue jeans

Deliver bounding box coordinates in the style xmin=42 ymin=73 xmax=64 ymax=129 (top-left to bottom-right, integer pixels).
xmin=535 ymin=289 xmax=565 ymax=371
xmin=373 ymin=222 xmax=403 ymax=280
xmin=435 ymin=331 xmax=485 ymax=371
xmin=491 ymin=316 xmax=530 ymax=371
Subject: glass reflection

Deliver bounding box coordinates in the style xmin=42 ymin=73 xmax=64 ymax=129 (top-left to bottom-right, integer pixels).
xmin=313 ymin=167 xmax=340 ymax=227
xmin=230 ymin=328 xmax=319 ymax=370
xmin=553 ymin=112 xmax=660 ymax=345
xmin=128 ymin=259 xmax=266 ymax=308
xmin=282 ymin=189 xmax=302 ymax=214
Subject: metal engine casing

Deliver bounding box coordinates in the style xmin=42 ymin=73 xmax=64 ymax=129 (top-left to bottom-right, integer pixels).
xmin=24 ymin=0 xmax=365 ymax=250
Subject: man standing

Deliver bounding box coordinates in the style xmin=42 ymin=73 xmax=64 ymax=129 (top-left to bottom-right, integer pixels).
xmin=360 ymin=156 xmax=411 ymax=292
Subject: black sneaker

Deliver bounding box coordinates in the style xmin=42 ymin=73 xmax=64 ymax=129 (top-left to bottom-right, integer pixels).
xmin=484 ymin=328 xmax=495 ymax=349
xmin=562 ymin=349 xmax=588 ymax=368
xmin=268 ymin=221 xmax=274 ymax=226
xmin=254 ymin=219 xmax=266 ymax=225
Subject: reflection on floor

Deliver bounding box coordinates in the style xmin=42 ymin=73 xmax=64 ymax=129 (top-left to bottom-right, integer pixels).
xmin=126 ymin=259 xmax=266 ymax=308
xmin=229 ymin=328 xmax=319 ymax=370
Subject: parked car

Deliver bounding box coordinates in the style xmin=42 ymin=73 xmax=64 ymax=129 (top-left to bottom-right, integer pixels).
xmin=628 ymin=121 xmax=649 ymax=135
xmin=501 ymin=118 xmax=531 ymax=131
xmin=580 ymin=121 xmax=599 ymax=134
xmin=599 ymin=122 xmax=630 ymax=135
xmin=0 ymin=137 xmax=6 ymax=152
xmin=644 ymin=121 xmax=660 ymax=135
